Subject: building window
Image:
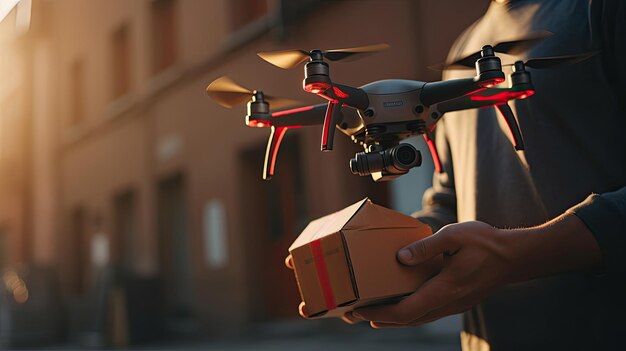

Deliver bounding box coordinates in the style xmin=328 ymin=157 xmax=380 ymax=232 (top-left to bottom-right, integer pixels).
xmin=150 ymin=0 xmax=177 ymax=75
xmin=230 ymin=0 xmax=268 ymax=30
xmin=111 ymin=23 xmax=132 ymax=99
xmin=70 ymin=59 xmax=85 ymax=125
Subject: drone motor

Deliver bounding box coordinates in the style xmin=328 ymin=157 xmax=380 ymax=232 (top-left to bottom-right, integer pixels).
xmin=245 ymin=91 xmax=272 ymax=128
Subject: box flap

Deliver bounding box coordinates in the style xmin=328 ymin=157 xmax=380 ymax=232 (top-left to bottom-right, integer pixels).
xmin=344 ymin=200 xmax=423 ymax=231
xmin=289 ymin=198 xmax=368 ymax=251
xmin=343 ymin=226 xmax=435 ymax=301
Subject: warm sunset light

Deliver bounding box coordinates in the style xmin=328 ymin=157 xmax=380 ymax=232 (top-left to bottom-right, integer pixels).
xmin=1 ymin=1 xmax=613 ymax=350
xmin=1 ymin=1 xmax=465 ymax=347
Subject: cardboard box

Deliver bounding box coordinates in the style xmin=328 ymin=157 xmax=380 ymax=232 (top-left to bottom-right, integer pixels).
xmin=289 ymin=198 xmax=436 ymax=318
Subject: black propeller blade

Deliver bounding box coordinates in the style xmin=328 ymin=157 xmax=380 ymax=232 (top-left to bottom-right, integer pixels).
xmin=206 ymin=76 xmax=299 ymax=109
xmin=429 ymin=31 xmax=553 ymax=70
xmin=257 ymin=43 xmax=390 ymax=69
xmin=438 ymin=51 xmax=598 ymax=71
xmin=504 ymin=51 xmax=598 ymax=69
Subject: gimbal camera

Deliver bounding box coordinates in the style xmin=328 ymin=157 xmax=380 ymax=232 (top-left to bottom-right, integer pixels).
xmin=207 ymin=33 xmax=595 ymax=181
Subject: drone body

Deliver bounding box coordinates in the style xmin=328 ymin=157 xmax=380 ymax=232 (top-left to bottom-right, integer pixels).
xmin=206 ymin=36 xmax=594 ymax=181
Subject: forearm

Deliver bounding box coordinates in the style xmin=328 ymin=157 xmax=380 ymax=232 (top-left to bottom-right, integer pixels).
xmin=502 ymin=213 xmax=603 ymax=283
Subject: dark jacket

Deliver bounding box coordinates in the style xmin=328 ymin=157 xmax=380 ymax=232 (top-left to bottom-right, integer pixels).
xmin=415 ymin=1 xmax=626 ymax=350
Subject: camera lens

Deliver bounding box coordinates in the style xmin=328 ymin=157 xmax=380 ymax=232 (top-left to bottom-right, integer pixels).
xmin=389 ymin=144 xmax=421 ymax=171
xmin=396 ymin=144 xmax=417 ymax=166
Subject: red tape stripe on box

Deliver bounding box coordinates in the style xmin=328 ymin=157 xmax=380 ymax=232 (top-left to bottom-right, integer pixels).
xmin=310 ymin=239 xmax=337 ymax=310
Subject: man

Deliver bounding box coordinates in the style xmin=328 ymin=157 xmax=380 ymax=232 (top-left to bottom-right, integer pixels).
xmin=351 ymin=0 xmax=626 ymax=350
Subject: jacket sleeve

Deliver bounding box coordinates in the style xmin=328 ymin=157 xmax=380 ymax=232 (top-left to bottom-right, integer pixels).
xmin=413 ymin=119 xmax=458 ymax=232
xmin=568 ymin=0 xmax=626 ymax=275
xmin=567 ymin=186 xmax=626 ymax=276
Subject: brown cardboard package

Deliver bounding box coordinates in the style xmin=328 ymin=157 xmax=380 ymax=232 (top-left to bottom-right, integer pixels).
xmin=289 ymin=198 xmax=437 ymax=319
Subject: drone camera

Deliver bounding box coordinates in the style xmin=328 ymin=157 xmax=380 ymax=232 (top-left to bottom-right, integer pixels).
xmin=350 ymin=143 xmax=422 ymax=180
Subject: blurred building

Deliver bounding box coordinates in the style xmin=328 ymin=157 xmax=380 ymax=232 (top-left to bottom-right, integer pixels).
xmin=0 ymin=0 xmax=488 ymax=346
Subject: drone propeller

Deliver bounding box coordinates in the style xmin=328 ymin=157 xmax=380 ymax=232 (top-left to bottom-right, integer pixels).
xmin=503 ymin=51 xmax=598 ymax=69
xmin=206 ymin=76 xmax=299 ymax=109
xmin=429 ymin=31 xmax=553 ymax=70
xmin=435 ymin=51 xmax=597 ymax=71
xmin=257 ymin=43 xmax=390 ymax=69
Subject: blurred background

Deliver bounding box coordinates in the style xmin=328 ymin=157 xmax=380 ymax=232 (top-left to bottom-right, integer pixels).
xmin=0 ymin=0 xmax=490 ymax=349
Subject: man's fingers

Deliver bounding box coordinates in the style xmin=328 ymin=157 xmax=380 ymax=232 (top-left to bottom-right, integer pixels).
xmin=370 ymin=314 xmax=440 ymax=329
xmin=354 ymin=274 xmax=454 ymax=324
xmin=370 ymin=305 xmax=465 ymax=329
xmin=341 ymin=312 xmax=362 ymax=325
xmin=370 ymin=321 xmax=410 ymax=329
xmin=397 ymin=226 xmax=460 ymax=266
xmin=285 ymin=255 xmax=294 ymax=270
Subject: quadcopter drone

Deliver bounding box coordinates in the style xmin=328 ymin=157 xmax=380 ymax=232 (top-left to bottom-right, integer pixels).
xmin=207 ymin=33 xmax=595 ymax=181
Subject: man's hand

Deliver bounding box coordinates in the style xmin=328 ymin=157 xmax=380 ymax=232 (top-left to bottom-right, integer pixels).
xmin=352 ymin=214 xmax=602 ymax=328
xmin=351 ymin=221 xmax=514 ymax=328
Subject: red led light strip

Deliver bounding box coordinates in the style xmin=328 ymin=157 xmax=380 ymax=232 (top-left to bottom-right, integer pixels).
xmin=470 ymin=90 xmax=535 ymax=103
xmin=332 ymin=86 xmax=349 ymax=99
xmin=423 ymin=134 xmax=442 ymax=173
xmin=271 ymin=105 xmax=314 ymax=118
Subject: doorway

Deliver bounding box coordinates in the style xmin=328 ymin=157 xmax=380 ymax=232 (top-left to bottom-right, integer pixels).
xmin=239 ymin=134 xmax=307 ymax=320
xmin=157 ymin=173 xmax=194 ymax=321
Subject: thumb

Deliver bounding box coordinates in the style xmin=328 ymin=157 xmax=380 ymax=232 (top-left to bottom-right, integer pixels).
xmin=397 ymin=229 xmax=457 ymax=266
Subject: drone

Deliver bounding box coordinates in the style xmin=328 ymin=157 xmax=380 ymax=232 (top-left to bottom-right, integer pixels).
xmin=207 ymin=33 xmax=595 ymax=181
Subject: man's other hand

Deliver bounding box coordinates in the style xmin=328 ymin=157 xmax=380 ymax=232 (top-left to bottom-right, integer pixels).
xmin=351 ymin=221 xmax=513 ymax=328
xmin=351 ymin=215 xmax=601 ymax=328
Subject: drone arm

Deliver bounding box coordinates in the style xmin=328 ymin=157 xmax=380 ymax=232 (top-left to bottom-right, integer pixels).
xmin=271 ymin=104 xmax=328 ymax=127
xmin=436 ymin=95 xmax=484 ymax=114
xmin=495 ymin=103 xmax=524 ymax=150
xmin=331 ymin=83 xmax=369 ymax=110
xmin=436 ymin=87 xmax=527 ymax=113
xmin=435 ymin=95 xmax=525 ymax=151
xmin=420 ymin=78 xmax=484 ymax=106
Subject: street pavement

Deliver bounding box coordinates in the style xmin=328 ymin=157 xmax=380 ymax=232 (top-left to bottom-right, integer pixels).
xmin=130 ymin=315 xmax=462 ymax=351
xmin=36 ymin=315 xmax=462 ymax=351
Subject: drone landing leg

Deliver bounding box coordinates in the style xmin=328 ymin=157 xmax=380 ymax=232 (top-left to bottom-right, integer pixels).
xmin=320 ymin=101 xmax=343 ymax=151
xmin=423 ymin=133 xmax=443 ymax=173
xmin=495 ymin=103 xmax=524 ymax=150
xmin=263 ymin=126 xmax=297 ymax=180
